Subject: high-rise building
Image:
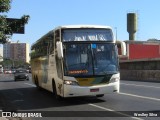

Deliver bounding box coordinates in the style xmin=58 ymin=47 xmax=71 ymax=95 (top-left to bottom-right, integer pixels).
xmin=3 ymin=43 xmax=30 ymax=63
xmin=0 ymin=46 xmax=3 ymax=62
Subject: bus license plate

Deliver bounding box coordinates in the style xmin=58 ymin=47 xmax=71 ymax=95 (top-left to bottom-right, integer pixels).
xmin=90 ymin=88 xmax=99 ymax=92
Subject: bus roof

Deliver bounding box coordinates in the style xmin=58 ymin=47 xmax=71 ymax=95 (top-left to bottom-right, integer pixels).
xmin=55 ymin=25 xmax=112 ymax=30
xmin=31 ymin=25 xmax=113 ymax=49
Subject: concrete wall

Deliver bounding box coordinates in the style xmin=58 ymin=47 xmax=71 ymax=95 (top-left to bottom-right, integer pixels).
xmin=120 ymin=70 xmax=160 ymax=82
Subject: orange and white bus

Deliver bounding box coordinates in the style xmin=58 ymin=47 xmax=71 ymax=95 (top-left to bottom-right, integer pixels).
xmin=30 ymin=25 xmax=125 ymax=99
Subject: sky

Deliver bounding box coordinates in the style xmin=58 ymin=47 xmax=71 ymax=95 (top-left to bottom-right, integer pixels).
xmin=2 ymin=0 xmax=160 ymax=46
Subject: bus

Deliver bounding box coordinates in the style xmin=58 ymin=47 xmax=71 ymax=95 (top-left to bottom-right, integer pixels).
xmin=30 ymin=25 xmax=126 ymax=99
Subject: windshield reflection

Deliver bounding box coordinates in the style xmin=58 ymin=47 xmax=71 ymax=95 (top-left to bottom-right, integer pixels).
xmin=63 ymin=43 xmax=118 ymax=76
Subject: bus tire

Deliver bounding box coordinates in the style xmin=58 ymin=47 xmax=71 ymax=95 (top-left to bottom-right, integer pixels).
xmin=96 ymin=94 xmax=104 ymax=97
xmin=52 ymin=80 xmax=63 ymax=100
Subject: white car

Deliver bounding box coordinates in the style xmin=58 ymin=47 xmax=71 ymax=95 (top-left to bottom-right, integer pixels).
xmin=4 ymin=69 xmax=12 ymax=74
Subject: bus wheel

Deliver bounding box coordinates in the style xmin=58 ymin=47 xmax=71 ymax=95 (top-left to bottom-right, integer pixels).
xmin=96 ymin=94 xmax=104 ymax=97
xmin=52 ymin=80 xmax=62 ymax=100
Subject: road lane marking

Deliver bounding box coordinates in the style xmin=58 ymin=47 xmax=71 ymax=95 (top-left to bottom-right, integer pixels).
xmin=12 ymin=100 xmax=24 ymax=103
xmin=121 ymin=83 xmax=160 ymax=89
xmin=89 ymin=104 xmax=143 ymax=120
xmin=89 ymin=103 xmax=115 ymax=111
xmin=120 ymin=92 xmax=160 ymax=101
xmin=24 ymin=83 xmax=36 ymax=87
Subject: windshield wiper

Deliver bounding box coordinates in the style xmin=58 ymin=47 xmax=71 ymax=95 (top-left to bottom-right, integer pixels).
xmin=103 ymin=70 xmax=118 ymax=75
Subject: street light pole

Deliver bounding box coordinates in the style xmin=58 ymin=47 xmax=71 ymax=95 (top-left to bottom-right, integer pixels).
xmin=0 ymin=55 xmax=3 ymax=62
xmin=114 ymin=27 xmax=117 ymax=41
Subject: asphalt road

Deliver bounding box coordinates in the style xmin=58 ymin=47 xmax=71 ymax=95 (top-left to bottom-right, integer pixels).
xmin=0 ymin=74 xmax=160 ymax=120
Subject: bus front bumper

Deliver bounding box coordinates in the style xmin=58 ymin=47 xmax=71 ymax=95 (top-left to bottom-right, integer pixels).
xmin=63 ymin=81 xmax=119 ymax=97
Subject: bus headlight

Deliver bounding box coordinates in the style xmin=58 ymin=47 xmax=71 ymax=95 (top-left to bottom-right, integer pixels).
xmin=64 ymin=80 xmax=79 ymax=85
xmin=109 ymin=77 xmax=119 ymax=83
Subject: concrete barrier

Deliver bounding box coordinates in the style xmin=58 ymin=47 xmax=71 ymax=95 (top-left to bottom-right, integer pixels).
xmin=120 ymin=70 xmax=160 ymax=82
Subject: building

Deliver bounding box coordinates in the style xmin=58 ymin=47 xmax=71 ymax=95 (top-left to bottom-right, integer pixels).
xmin=119 ymin=40 xmax=160 ymax=61
xmin=0 ymin=46 xmax=3 ymax=62
xmin=3 ymin=42 xmax=30 ymax=63
xmin=3 ymin=43 xmax=11 ymax=59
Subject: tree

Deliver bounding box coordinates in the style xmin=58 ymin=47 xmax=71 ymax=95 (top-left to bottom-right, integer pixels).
xmin=0 ymin=0 xmax=30 ymax=44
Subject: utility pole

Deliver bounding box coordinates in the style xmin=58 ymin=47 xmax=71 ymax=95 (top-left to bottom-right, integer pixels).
xmin=114 ymin=27 xmax=117 ymax=40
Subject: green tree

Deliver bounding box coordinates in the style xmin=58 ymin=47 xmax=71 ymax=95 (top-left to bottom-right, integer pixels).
xmin=0 ymin=0 xmax=30 ymax=44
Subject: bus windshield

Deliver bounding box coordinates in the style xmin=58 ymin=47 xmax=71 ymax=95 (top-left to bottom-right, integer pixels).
xmin=63 ymin=43 xmax=119 ymax=76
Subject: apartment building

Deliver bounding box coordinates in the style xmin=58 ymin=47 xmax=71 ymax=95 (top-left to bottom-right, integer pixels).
xmin=0 ymin=46 xmax=3 ymax=62
xmin=3 ymin=43 xmax=30 ymax=63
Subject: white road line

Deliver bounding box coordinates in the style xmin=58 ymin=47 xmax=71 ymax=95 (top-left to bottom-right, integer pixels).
xmin=121 ymin=83 xmax=160 ymax=89
xmin=119 ymin=92 xmax=160 ymax=101
xmin=24 ymin=83 xmax=36 ymax=87
xmin=89 ymin=103 xmax=114 ymax=112
xmin=89 ymin=104 xmax=143 ymax=120
xmin=12 ymin=100 xmax=24 ymax=103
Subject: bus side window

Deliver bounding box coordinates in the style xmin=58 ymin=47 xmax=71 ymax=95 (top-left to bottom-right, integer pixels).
xmin=55 ymin=30 xmax=61 ymax=56
xmin=55 ymin=29 xmax=61 ymax=48
xmin=49 ymin=37 xmax=54 ymax=54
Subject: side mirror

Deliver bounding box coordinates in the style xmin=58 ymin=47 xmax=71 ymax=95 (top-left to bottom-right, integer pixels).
xmin=116 ymin=41 xmax=126 ymax=56
xmin=56 ymin=41 xmax=63 ymax=58
xmin=120 ymin=41 xmax=126 ymax=56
